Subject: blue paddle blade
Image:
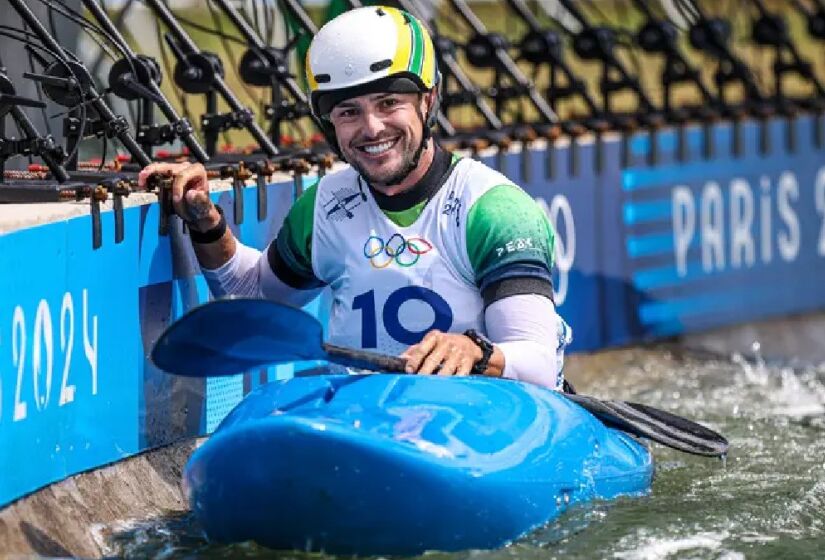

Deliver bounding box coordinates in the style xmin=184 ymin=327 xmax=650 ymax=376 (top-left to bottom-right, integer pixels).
xmin=151 ymin=298 xmax=326 ymax=377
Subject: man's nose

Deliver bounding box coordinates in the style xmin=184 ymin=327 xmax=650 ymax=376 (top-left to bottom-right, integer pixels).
xmin=361 ymin=109 xmax=386 ymax=137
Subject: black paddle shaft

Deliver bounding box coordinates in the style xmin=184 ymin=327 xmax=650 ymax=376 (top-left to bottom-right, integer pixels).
xmin=323 ymin=343 xmax=407 ymax=373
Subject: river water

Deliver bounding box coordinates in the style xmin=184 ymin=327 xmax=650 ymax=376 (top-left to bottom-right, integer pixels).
xmin=108 ymin=345 xmax=825 ymax=559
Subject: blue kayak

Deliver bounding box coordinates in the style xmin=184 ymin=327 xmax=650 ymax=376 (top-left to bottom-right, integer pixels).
xmin=184 ymin=373 xmax=653 ymax=555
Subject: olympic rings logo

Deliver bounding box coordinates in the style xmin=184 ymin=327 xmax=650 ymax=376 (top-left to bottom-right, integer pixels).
xmin=363 ymin=234 xmax=433 ymax=268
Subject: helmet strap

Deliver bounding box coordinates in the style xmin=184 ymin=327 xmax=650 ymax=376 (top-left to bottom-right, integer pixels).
xmin=409 ymin=96 xmax=431 ymax=167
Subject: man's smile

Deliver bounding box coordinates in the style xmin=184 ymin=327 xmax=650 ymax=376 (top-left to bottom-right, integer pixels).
xmin=355 ymin=136 xmax=401 ymax=157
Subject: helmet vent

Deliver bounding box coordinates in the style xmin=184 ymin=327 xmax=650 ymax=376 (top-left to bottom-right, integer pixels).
xmin=369 ymin=59 xmax=393 ymax=72
xmin=315 ymin=74 xmax=331 ymax=83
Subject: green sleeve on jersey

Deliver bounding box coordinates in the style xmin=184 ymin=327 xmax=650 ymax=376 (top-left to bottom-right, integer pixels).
xmin=275 ymin=182 xmax=318 ymax=279
xmin=465 ymin=184 xmax=555 ymax=284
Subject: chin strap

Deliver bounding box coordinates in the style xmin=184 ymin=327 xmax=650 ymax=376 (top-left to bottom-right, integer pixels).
xmin=386 ymin=89 xmax=440 ymax=185
xmin=406 ymin=100 xmax=432 ymax=171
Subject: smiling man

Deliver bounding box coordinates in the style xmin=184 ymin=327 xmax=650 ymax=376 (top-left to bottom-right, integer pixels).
xmin=139 ymin=6 xmax=571 ymax=388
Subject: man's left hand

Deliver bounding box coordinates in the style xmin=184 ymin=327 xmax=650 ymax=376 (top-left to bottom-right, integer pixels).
xmin=400 ymin=330 xmax=483 ymax=376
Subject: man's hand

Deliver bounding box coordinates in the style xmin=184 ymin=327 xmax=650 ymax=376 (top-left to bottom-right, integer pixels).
xmin=400 ymin=330 xmax=484 ymax=376
xmin=137 ymin=162 xmax=219 ymax=232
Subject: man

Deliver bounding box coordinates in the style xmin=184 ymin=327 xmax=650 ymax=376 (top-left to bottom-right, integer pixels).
xmin=139 ymin=6 xmax=571 ymax=388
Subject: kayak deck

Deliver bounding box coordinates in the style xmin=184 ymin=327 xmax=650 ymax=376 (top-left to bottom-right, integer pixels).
xmin=184 ymin=374 xmax=653 ymax=555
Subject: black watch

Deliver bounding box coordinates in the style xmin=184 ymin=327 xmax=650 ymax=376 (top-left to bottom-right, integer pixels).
xmin=464 ymin=329 xmax=494 ymax=376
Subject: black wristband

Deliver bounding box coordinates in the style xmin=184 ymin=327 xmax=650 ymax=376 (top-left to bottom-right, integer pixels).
xmin=189 ymin=206 xmax=227 ymax=244
xmin=464 ymin=329 xmax=494 ymax=376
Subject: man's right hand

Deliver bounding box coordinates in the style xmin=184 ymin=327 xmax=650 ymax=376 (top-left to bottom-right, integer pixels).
xmin=138 ymin=162 xmax=220 ymax=233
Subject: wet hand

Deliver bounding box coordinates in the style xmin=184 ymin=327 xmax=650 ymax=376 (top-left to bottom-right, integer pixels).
xmin=400 ymin=330 xmax=483 ymax=376
xmin=137 ymin=162 xmax=218 ymax=231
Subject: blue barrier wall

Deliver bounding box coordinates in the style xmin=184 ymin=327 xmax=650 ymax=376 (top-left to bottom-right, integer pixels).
xmin=1 ymin=115 xmax=823 ymax=506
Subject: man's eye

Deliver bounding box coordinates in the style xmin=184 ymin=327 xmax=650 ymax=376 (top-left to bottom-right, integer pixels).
xmin=334 ymin=109 xmax=357 ymax=119
xmin=381 ymin=98 xmax=399 ymax=109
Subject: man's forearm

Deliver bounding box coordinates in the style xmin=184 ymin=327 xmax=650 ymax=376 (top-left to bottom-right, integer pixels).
xmin=484 ymin=293 xmax=569 ymax=390
xmin=193 ymin=229 xmax=237 ymax=269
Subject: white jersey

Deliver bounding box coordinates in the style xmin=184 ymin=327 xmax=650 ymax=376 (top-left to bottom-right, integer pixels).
xmin=260 ymin=151 xmax=558 ymax=356
xmin=311 ymin=159 xmax=505 ymax=354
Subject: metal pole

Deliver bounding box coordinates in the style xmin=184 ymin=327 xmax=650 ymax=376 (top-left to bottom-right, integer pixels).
xmin=82 ymin=0 xmax=209 ymax=162
xmin=143 ymin=0 xmax=279 ymax=157
xmin=8 ymin=0 xmax=152 ymax=166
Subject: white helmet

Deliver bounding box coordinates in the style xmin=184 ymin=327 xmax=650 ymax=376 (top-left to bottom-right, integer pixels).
xmin=306 ymin=6 xmax=439 ymax=120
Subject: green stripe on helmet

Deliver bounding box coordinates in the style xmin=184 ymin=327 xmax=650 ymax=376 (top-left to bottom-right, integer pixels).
xmin=406 ymin=14 xmax=424 ymax=77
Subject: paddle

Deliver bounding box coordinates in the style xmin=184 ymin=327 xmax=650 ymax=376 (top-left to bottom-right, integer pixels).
xmin=151 ymin=297 xmax=729 ymax=457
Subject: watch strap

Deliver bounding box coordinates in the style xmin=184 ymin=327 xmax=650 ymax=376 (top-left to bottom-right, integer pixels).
xmin=464 ymin=329 xmax=494 ymax=376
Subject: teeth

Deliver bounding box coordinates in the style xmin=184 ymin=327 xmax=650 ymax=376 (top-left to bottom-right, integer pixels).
xmin=363 ymin=140 xmax=394 ymax=155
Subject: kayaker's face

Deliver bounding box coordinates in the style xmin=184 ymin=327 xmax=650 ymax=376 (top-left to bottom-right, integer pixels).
xmin=329 ymin=92 xmax=429 ymax=188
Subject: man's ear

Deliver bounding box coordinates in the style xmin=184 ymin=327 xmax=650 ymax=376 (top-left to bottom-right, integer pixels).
xmin=421 ymin=89 xmax=437 ymax=112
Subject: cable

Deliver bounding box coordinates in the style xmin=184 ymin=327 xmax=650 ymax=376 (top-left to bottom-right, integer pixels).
xmin=154 ymin=15 xmax=195 ymax=134
xmin=39 ymin=0 xmax=150 ymax=141
xmin=0 ymin=27 xmax=88 ymax=164
xmin=35 ymin=0 xmax=120 ymax=61
xmin=22 ymin=22 xmax=53 ymax=136
xmin=206 ymin=0 xmax=266 ymax=125
xmin=142 ymin=5 xmax=247 ymax=45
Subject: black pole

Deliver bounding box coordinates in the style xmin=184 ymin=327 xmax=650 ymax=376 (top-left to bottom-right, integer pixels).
xmin=143 ymin=0 xmax=279 ymax=157
xmin=556 ymin=0 xmax=658 ymax=113
xmin=505 ymin=0 xmax=602 ymax=116
xmin=448 ymin=0 xmax=559 ymax=122
xmin=749 ymin=0 xmax=825 ymax=99
xmin=81 ymin=0 xmax=210 ymax=163
xmin=8 ymin=0 xmax=152 ymax=166
xmin=8 ymin=101 xmax=70 ymax=182
xmin=211 ymin=0 xmax=308 ymax=104
xmin=685 ymin=0 xmax=766 ymax=106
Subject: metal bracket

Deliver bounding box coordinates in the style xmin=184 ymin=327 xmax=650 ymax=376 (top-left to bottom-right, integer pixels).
xmin=88 ymin=185 xmax=107 ymax=249
xmin=111 ymin=180 xmax=131 ymax=244
xmin=254 ymin=160 xmax=276 ymax=222
xmin=289 ymin=159 xmax=311 ymax=200
xmin=148 ymin=174 xmax=174 ymax=236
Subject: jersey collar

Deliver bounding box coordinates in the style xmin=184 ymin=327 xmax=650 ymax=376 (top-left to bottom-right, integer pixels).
xmin=364 ymin=145 xmax=454 ymax=212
